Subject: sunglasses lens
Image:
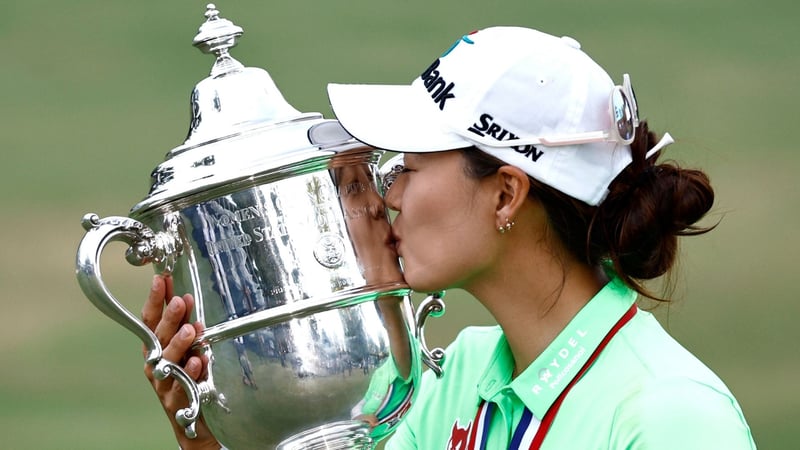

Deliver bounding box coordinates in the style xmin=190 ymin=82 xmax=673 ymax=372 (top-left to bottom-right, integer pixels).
xmin=623 ymin=73 xmax=639 ymax=128
xmin=612 ymin=89 xmax=634 ymax=143
xmin=628 ymin=88 xmax=639 ymax=126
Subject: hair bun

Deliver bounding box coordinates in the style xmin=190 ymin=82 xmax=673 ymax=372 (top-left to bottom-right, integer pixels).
xmin=600 ymin=123 xmax=716 ymax=286
xmin=608 ymin=163 xmax=715 ymax=280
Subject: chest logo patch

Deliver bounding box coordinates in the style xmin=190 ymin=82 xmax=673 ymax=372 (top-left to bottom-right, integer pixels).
xmin=446 ymin=419 xmax=475 ymax=450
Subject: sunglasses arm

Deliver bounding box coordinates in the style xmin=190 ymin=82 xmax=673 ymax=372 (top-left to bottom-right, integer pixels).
xmin=459 ymin=130 xmax=615 ymax=148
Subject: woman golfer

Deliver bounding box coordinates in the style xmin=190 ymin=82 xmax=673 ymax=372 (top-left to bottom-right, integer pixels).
xmin=142 ymin=26 xmax=756 ymax=449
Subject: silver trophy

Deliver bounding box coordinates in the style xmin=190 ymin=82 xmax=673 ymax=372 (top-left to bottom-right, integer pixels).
xmin=75 ymin=5 xmax=445 ymax=449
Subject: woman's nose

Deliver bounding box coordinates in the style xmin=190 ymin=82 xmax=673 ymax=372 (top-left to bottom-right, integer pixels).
xmin=383 ymin=183 xmax=401 ymax=212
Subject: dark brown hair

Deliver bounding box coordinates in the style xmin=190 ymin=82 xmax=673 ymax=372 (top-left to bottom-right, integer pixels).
xmin=460 ymin=120 xmax=716 ymax=301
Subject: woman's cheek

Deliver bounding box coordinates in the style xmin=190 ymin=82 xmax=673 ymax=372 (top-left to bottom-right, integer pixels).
xmin=400 ymin=251 xmax=454 ymax=293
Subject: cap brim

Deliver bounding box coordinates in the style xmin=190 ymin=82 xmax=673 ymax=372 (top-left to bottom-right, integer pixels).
xmin=327 ymin=83 xmax=473 ymax=153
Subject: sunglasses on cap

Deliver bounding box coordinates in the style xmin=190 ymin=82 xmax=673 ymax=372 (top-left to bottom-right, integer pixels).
xmin=377 ymin=127 xmax=674 ymax=198
xmin=456 ymin=74 xmax=640 ymax=148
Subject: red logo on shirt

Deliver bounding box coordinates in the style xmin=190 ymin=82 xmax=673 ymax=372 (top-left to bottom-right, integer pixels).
xmin=446 ymin=419 xmax=475 ymax=450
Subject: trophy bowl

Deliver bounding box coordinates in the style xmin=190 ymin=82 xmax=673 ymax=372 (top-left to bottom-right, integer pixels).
xmin=75 ymin=5 xmax=445 ymax=449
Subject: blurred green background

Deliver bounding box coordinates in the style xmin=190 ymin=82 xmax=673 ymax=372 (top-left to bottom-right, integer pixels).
xmin=1 ymin=0 xmax=797 ymax=448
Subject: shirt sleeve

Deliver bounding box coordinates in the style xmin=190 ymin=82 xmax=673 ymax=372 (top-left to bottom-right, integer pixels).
xmin=383 ymin=367 xmax=439 ymax=450
xmin=383 ymin=350 xmax=448 ymax=450
xmin=612 ymin=377 xmax=756 ymax=449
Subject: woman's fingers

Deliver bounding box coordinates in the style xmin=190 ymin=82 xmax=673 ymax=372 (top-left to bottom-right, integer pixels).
xmin=142 ymin=275 xmax=196 ymax=360
xmin=142 ymin=275 xmax=167 ymax=332
xmin=140 ymin=278 xmax=219 ymax=448
xmin=182 ymin=293 xmax=195 ymax=324
xmin=154 ymin=296 xmax=188 ymax=350
xmin=150 ymin=323 xmax=197 ymax=397
xmin=183 ymin=355 xmax=204 ymax=381
xmin=164 ymin=274 xmax=174 ymax=303
xmin=163 ymin=323 xmax=195 ymax=364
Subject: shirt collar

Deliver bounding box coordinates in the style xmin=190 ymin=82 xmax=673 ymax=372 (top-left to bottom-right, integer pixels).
xmin=509 ymin=276 xmax=636 ymax=418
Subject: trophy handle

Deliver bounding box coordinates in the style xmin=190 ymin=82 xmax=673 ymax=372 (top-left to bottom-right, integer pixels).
xmin=414 ymin=292 xmax=446 ymax=378
xmin=75 ymin=213 xmax=201 ymax=438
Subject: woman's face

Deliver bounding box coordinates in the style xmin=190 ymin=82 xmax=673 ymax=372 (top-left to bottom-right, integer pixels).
xmin=384 ymin=151 xmax=499 ymax=293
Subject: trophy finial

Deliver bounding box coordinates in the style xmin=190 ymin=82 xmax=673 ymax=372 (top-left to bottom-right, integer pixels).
xmin=192 ymin=3 xmax=244 ymax=57
xmin=180 ymin=3 xmax=306 ymax=147
xmin=204 ymin=4 xmax=220 ymax=21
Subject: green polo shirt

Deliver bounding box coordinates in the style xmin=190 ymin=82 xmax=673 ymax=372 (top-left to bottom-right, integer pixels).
xmin=385 ymin=277 xmax=755 ymax=449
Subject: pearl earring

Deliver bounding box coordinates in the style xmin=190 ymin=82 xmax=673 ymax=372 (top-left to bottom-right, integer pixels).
xmin=498 ymin=217 xmax=515 ymax=234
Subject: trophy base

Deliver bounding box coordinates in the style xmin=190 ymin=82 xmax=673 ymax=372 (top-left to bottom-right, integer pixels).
xmin=277 ymin=420 xmax=374 ymax=450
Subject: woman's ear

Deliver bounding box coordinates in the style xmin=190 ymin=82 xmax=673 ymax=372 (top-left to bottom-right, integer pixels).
xmin=494 ymin=165 xmax=530 ymax=226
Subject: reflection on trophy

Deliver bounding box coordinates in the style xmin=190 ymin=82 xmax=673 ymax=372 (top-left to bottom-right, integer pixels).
xmin=75 ymin=5 xmax=445 ymax=449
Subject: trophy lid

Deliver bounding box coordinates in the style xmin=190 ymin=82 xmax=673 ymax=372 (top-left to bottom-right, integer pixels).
xmin=130 ymin=4 xmax=364 ymax=218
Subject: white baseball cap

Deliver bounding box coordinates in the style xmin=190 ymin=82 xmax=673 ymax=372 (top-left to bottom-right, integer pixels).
xmin=327 ymin=26 xmax=672 ymax=205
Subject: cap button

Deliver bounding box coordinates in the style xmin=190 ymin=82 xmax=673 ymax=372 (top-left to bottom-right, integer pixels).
xmin=560 ymin=36 xmax=581 ymax=49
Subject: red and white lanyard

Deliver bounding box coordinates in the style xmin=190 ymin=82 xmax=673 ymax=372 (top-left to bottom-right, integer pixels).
xmin=472 ymin=304 xmax=637 ymax=450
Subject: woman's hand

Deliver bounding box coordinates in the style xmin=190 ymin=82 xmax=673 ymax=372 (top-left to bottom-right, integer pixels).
xmin=141 ymin=275 xmax=221 ymax=450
